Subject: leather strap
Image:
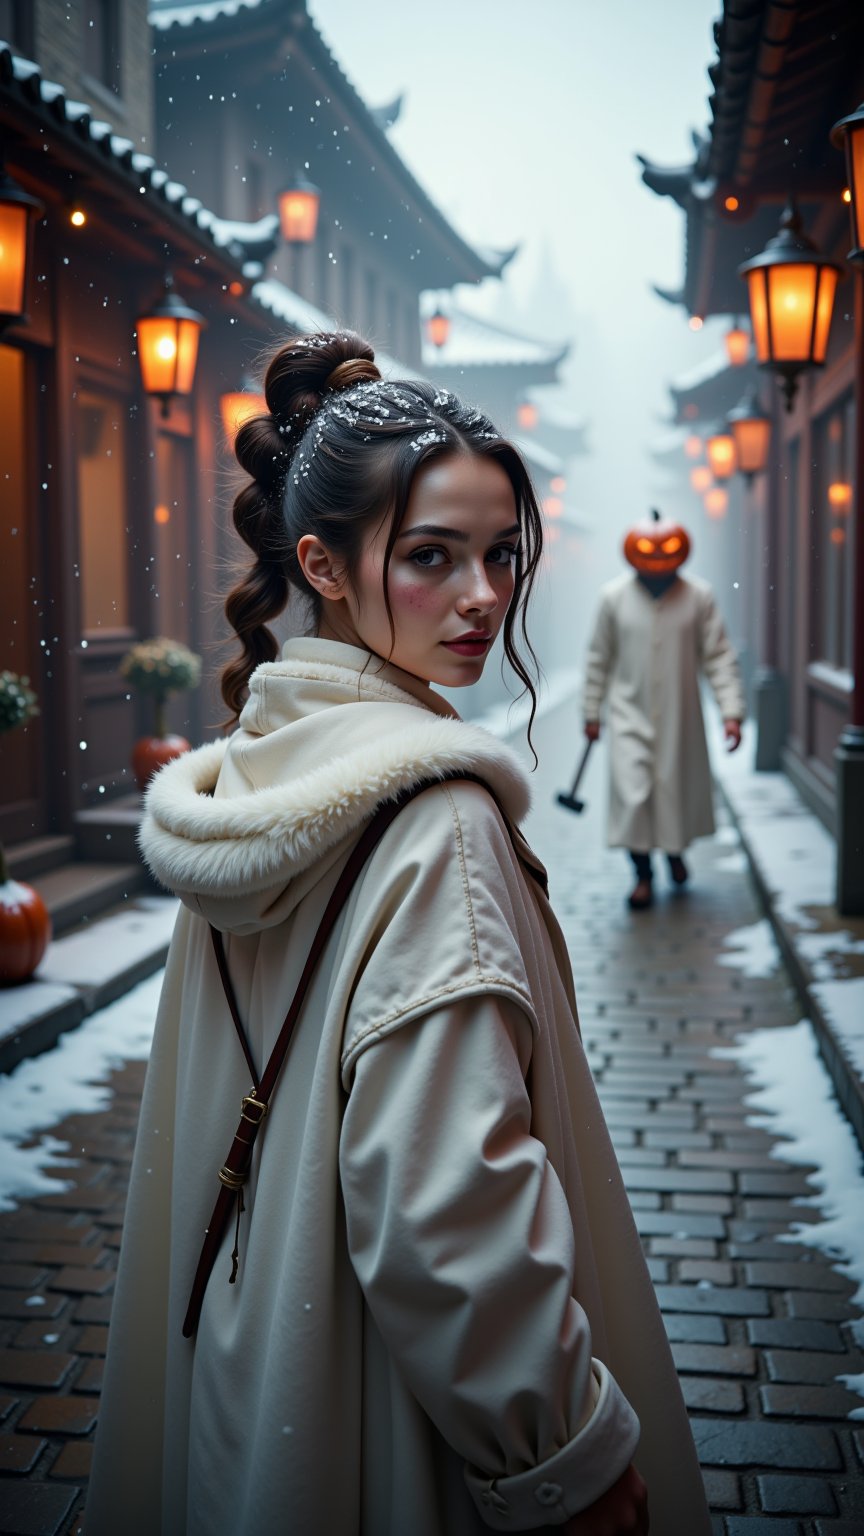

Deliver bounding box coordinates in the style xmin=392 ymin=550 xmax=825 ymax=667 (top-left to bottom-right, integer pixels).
xmin=182 ymin=772 xmax=543 ymax=1338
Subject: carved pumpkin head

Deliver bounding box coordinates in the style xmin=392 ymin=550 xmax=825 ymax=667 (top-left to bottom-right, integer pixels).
xmin=623 ymin=509 xmax=691 ymax=576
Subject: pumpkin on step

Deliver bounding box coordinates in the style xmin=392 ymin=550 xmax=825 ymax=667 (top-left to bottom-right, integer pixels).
xmin=0 ymin=671 xmax=51 ymax=983
xmin=623 ymin=509 xmax=691 ymax=576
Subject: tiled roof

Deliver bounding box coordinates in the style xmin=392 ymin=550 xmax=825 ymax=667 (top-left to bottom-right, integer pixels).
xmin=251 ymin=277 xmax=423 ymax=380
xmin=0 ymin=42 xmax=271 ymax=276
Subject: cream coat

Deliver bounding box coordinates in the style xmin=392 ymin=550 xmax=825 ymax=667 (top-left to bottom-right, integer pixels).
xmin=582 ymin=572 xmax=745 ymax=852
xmin=86 ymin=638 xmax=709 ymax=1536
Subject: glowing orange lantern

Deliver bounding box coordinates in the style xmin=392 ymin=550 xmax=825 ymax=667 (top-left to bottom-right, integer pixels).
xmin=136 ymin=277 xmax=206 ymax=419
xmin=724 ymin=320 xmax=750 ymax=366
xmin=544 ymin=496 xmax=563 ymax=519
xmin=426 ymin=308 xmax=450 ymax=349
xmin=684 ymin=434 xmax=702 ymax=459
xmin=550 ymin=475 xmax=566 ymax=494
xmin=690 ymin=465 xmax=712 ymax=493
xmin=828 ymin=481 xmax=853 ymax=513
xmin=706 ymin=431 xmax=737 ymax=480
xmin=277 ymin=172 xmax=320 ymax=244
xmin=704 ymin=487 xmax=728 ymax=519
xmin=738 ymin=200 xmax=841 ymax=411
xmin=220 ymin=387 xmax=267 ymax=447
xmin=0 ymin=167 xmax=43 ymax=333
xmin=727 ymin=392 xmax=771 ymax=482
xmin=830 ymin=526 xmax=846 ymax=546
xmin=517 ymin=400 xmax=538 ymax=430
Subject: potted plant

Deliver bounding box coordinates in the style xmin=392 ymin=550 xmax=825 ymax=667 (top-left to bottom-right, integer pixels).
xmin=121 ymin=637 xmax=202 ymax=791
xmin=0 ymin=671 xmax=52 ymax=985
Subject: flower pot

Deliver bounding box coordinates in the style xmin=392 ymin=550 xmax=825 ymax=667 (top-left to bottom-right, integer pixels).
xmin=0 ymin=876 xmax=52 ymax=985
xmin=131 ymin=734 xmax=191 ymax=791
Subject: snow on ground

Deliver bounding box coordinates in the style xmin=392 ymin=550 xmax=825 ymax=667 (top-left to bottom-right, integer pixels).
xmin=811 ymin=977 xmax=864 ymax=1083
xmin=0 ymin=971 xmax=162 ymax=1211
xmin=716 ymin=919 xmax=781 ymax=980
xmin=717 ymin=1019 xmax=864 ymax=1411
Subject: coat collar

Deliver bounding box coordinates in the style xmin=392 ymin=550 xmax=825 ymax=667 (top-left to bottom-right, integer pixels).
xmin=138 ymin=639 xmax=532 ymax=901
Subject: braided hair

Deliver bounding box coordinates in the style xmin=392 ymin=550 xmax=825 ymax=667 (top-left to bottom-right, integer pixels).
xmin=221 ymin=331 xmax=544 ymax=746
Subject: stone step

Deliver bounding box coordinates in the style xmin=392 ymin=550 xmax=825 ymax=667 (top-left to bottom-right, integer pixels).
xmin=4 ymin=835 xmax=76 ymax=881
xmin=32 ymin=862 xmax=150 ymax=937
xmin=74 ymin=794 xmax=144 ymax=864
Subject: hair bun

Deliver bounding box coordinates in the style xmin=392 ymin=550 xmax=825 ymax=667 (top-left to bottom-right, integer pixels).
xmin=263 ymin=331 xmax=379 ymax=441
xmin=324 ymin=356 xmax=381 ymax=393
xmin=234 ymin=412 xmax=290 ymax=492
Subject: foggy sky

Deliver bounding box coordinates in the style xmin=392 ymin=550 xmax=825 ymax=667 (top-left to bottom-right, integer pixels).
xmin=310 ymin=0 xmax=727 ymax=612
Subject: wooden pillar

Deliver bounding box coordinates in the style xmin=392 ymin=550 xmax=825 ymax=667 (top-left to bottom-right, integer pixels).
xmin=835 ymin=265 xmax=864 ymax=912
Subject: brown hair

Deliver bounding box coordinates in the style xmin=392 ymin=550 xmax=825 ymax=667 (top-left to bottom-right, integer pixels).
xmin=221 ymin=330 xmax=544 ymax=748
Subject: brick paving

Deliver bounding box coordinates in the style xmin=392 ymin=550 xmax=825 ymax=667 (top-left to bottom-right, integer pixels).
xmin=0 ymin=697 xmax=863 ymax=1533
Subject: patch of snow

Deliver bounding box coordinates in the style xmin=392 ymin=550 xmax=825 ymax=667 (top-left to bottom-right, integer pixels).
xmin=717 ymin=920 xmax=780 ymax=980
xmin=715 ymin=850 xmax=747 ymax=874
xmin=0 ymin=971 xmax=163 ymax=1211
xmin=797 ymin=930 xmax=864 ymax=981
xmin=716 ymin=1020 xmax=864 ymax=1393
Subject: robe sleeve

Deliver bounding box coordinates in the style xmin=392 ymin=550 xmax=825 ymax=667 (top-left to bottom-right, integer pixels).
xmin=697 ymin=587 xmax=746 ymax=721
xmin=581 ymin=594 xmax=615 ymax=722
xmin=339 ymin=994 xmax=640 ymax=1529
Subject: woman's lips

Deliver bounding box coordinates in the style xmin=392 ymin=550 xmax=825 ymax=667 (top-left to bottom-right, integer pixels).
xmin=441 ymin=635 xmax=492 ymax=657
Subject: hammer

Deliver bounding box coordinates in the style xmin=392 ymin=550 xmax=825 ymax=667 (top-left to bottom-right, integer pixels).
xmin=555 ymin=738 xmax=595 ymax=814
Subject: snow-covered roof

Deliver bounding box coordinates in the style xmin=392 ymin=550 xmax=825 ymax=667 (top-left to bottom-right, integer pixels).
xmin=149 ymin=0 xmax=263 ymax=25
xmin=420 ymin=301 xmax=569 ymax=372
xmin=0 ymin=42 xmax=266 ymax=279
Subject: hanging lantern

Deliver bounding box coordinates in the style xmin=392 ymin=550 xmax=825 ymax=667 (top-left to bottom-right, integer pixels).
xmin=704 ymin=486 xmax=728 ymax=519
xmin=136 ymin=276 xmax=206 ymax=419
xmin=684 ymin=433 xmax=702 ymax=459
xmin=828 ymin=481 xmax=853 ymax=513
xmin=550 ymin=475 xmax=566 ymax=494
xmin=220 ymin=386 xmax=267 ymax=448
xmin=738 ymin=200 xmax=841 ymax=412
xmin=544 ymin=495 xmax=563 ymax=519
xmin=690 ymin=465 xmax=712 ymax=493
xmin=0 ymin=166 xmax=44 ymax=333
xmin=724 ymin=318 xmax=750 ymax=366
xmin=517 ymin=399 xmax=538 ymax=430
xmin=831 ymin=103 xmax=864 ymax=264
xmin=277 ymin=172 xmax=321 ymax=244
xmin=706 ymin=430 xmax=737 ymax=480
xmin=426 ymin=307 xmax=450 ymax=349
xmin=727 ymin=391 xmax=772 ymax=482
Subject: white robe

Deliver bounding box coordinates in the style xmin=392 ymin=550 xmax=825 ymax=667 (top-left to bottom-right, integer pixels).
xmin=582 ymin=572 xmax=745 ymax=852
xmin=85 ymin=637 xmax=710 ymax=1536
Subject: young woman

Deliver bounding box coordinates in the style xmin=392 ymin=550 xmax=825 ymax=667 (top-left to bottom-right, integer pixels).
xmin=86 ymin=333 xmax=710 ymax=1536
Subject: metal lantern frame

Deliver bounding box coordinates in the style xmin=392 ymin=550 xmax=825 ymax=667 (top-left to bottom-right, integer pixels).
xmin=727 ymin=390 xmax=772 ymax=483
xmin=136 ymin=275 xmax=207 ymax=419
xmin=738 ymin=200 xmax=841 ymax=412
xmin=0 ymin=165 xmax=44 ymax=334
xmin=831 ymin=102 xmax=864 ymax=265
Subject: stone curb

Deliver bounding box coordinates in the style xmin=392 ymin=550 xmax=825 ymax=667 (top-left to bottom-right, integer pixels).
xmin=714 ymin=775 xmax=864 ymax=1158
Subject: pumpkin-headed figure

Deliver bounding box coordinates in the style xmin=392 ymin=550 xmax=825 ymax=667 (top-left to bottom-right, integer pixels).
xmin=623 ymin=508 xmax=691 ymax=578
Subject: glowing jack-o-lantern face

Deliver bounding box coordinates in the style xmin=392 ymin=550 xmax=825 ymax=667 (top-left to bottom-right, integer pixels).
xmin=623 ymin=511 xmax=691 ymax=576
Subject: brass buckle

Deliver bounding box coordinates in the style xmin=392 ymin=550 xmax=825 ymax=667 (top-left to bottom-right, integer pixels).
xmin=240 ymin=1090 xmax=268 ymax=1125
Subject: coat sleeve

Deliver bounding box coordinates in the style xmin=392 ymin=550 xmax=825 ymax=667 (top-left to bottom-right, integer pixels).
xmin=697 ymin=587 xmax=746 ymax=721
xmin=581 ymin=594 xmax=615 ymax=722
xmin=339 ymin=994 xmax=640 ymax=1530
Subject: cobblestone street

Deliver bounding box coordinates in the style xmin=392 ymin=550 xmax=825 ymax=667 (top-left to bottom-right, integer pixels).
xmin=1 ymin=698 xmax=863 ymax=1534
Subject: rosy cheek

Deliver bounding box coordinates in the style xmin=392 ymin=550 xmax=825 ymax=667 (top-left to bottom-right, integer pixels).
xmin=391 ymin=578 xmax=440 ymax=611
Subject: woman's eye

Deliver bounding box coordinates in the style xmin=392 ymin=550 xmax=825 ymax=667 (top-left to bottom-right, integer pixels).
xmin=487 ymin=544 xmax=519 ymax=565
xmin=409 ymin=546 xmax=447 ymax=568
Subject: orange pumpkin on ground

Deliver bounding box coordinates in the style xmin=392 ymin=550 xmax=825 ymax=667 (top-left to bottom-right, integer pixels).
xmin=131 ymin=734 xmax=191 ymax=792
xmin=0 ymin=876 xmax=52 ymax=985
xmin=623 ymin=509 xmax=691 ymax=576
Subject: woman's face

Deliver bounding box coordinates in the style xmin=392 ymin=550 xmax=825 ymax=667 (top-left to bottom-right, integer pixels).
xmin=317 ymin=451 xmax=520 ymax=687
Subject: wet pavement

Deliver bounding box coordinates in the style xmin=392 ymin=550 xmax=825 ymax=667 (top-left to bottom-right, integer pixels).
xmin=1 ymin=696 xmax=864 ymax=1534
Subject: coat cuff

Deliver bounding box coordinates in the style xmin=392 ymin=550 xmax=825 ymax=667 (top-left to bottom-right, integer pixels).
xmin=463 ymin=1361 xmax=640 ymax=1530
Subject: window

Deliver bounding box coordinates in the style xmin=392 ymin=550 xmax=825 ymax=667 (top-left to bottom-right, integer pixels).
xmin=76 ymin=388 xmax=130 ymax=633
xmin=813 ymin=395 xmax=855 ymax=671
xmin=83 ymin=0 xmax=121 ymax=95
xmin=0 ymin=0 xmax=33 ymax=50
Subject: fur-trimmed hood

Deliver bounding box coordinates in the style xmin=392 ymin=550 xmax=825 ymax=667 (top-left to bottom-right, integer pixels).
xmin=139 ymin=638 xmax=531 ymax=919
